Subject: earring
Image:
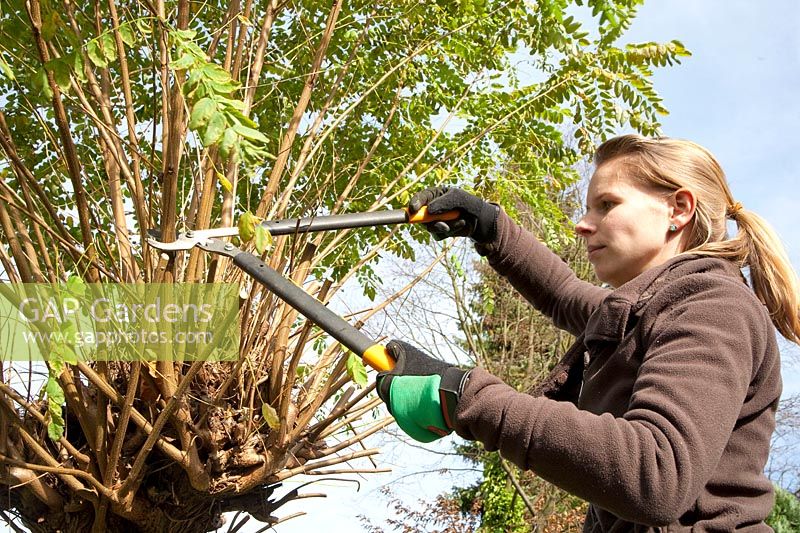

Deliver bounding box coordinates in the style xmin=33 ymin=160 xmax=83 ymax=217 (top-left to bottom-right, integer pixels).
xmin=669 ymin=224 xmax=678 ymax=232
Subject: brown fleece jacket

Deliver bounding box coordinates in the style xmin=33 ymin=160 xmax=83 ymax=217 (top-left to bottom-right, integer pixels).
xmin=455 ymin=210 xmax=782 ymax=532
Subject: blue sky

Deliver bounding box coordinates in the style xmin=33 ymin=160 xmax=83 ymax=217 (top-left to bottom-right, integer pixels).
xmin=256 ymin=2 xmax=800 ymax=532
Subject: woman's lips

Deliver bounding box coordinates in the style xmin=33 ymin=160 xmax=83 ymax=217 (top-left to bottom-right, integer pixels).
xmin=587 ymin=245 xmax=604 ymax=257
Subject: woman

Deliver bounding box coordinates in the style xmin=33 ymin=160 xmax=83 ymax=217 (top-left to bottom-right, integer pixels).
xmin=377 ymin=135 xmax=799 ymax=531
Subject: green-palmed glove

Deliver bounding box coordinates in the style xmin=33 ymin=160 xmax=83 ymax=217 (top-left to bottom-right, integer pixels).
xmin=377 ymin=340 xmax=470 ymax=443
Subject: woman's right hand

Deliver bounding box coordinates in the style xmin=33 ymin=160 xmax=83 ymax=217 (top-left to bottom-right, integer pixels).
xmin=408 ymin=187 xmax=499 ymax=243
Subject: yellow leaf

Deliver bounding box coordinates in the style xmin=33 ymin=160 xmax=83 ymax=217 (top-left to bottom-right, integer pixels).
xmin=238 ymin=211 xmax=257 ymax=242
xmin=217 ymin=172 xmax=232 ymax=193
xmin=261 ymin=403 xmax=280 ymax=430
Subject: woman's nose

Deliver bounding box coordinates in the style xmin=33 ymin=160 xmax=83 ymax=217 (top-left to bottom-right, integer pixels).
xmin=575 ymin=215 xmax=593 ymax=237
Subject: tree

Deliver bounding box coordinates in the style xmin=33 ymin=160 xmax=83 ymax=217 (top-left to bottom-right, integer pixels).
xmin=768 ymin=393 xmax=800 ymax=494
xmin=0 ymin=0 xmax=688 ymax=530
xmin=767 ymin=486 xmax=800 ymax=533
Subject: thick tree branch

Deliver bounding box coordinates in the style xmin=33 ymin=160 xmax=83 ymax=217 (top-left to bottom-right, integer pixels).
xmin=116 ymin=360 xmax=210 ymax=502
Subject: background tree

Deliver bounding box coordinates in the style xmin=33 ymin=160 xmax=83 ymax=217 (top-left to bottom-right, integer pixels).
xmin=768 ymin=394 xmax=800 ymax=495
xmin=0 ymin=0 xmax=688 ymax=530
xmin=767 ymin=485 xmax=800 ymax=533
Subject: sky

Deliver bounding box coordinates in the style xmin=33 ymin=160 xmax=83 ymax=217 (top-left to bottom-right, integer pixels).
xmin=255 ymin=2 xmax=800 ymax=532
xmin=3 ymin=2 xmax=797 ymax=532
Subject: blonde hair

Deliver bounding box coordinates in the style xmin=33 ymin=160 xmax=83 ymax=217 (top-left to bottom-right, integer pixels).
xmin=595 ymin=134 xmax=800 ymax=344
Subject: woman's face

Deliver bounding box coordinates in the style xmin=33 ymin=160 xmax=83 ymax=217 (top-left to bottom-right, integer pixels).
xmin=575 ymin=161 xmax=680 ymax=288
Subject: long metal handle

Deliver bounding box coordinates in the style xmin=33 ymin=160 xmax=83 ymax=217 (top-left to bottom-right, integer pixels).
xmin=148 ymin=207 xmax=460 ymax=252
xmin=260 ymin=206 xmax=458 ymax=236
xmin=231 ymin=250 xmax=395 ymax=372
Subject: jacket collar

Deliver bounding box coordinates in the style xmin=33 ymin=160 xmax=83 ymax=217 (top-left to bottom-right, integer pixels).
xmin=584 ymin=254 xmax=743 ymax=345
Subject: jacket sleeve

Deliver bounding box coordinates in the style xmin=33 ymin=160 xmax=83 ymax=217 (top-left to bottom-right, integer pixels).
xmin=453 ymin=275 xmax=771 ymax=526
xmin=477 ymin=209 xmax=608 ymax=337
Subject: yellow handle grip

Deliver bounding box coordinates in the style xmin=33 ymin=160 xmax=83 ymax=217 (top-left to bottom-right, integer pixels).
xmin=363 ymin=344 xmax=396 ymax=372
xmin=405 ymin=206 xmax=460 ymax=224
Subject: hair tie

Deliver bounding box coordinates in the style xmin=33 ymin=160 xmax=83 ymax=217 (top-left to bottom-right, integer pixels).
xmin=727 ymin=201 xmax=743 ymax=219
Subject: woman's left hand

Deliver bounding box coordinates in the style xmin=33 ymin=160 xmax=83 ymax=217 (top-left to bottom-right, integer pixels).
xmin=376 ymin=340 xmax=470 ymax=443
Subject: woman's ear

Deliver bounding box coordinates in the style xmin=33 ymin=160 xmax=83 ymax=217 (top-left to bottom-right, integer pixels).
xmin=670 ymin=188 xmax=696 ymax=230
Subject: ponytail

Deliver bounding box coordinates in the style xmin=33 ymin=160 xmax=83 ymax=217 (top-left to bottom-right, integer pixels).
xmin=693 ymin=207 xmax=800 ymax=344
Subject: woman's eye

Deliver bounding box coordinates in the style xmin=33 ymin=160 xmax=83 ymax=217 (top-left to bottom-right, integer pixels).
xmin=599 ymin=200 xmax=614 ymax=211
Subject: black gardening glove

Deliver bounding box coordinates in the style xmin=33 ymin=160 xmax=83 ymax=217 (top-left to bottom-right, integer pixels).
xmin=376 ymin=340 xmax=470 ymax=443
xmin=408 ymin=187 xmax=499 ymax=244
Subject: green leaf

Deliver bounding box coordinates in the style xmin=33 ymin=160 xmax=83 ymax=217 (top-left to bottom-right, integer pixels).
xmin=135 ymin=18 xmax=152 ymax=35
xmin=206 ymin=78 xmax=239 ymax=95
xmin=46 ymin=375 xmax=65 ymax=405
xmin=237 ymin=211 xmax=257 ymax=242
xmin=173 ymin=28 xmax=197 ymax=41
xmin=189 ymin=97 xmax=216 ymax=130
xmin=183 ymin=70 xmax=203 ymax=100
xmin=202 ymin=112 xmax=226 ymax=146
xmin=52 ymin=342 xmax=78 ymax=365
xmin=218 ymin=128 xmax=238 ymax=160
xmin=101 ymin=33 xmax=117 ymax=64
xmin=232 ymin=123 xmax=269 ymax=144
xmin=45 ymin=375 xmax=66 ymax=441
xmin=48 ymin=357 xmax=65 ymax=376
xmin=398 ymin=189 xmax=411 ymax=206
xmin=254 ymin=225 xmax=272 ymax=254
xmin=200 ymin=63 xmax=231 ymax=82
xmin=87 ymin=40 xmax=108 ymax=68
xmin=450 ymin=253 xmax=465 ymax=278
xmin=346 ymin=353 xmax=368 ymax=387
xmin=767 ymin=486 xmax=800 ymax=531
xmin=46 ymin=59 xmax=71 ymax=92
xmin=261 ymin=402 xmax=280 ymax=430
xmin=182 ymin=41 xmax=207 ymax=60
xmin=32 ymin=68 xmax=53 ymax=99
xmin=70 ymin=52 xmax=87 ymax=83
xmin=66 ymin=274 xmax=86 ymax=297
xmin=224 ymin=98 xmax=247 ymax=113
xmin=119 ymin=24 xmax=136 ymax=47
xmin=0 ymin=56 xmax=15 ymax=81
xmin=171 ymin=53 xmax=196 ymax=71
xmin=41 ymin=11 xmax=61 ymax=42
xmin=48 ymin=407 xmax=65 ymax=441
